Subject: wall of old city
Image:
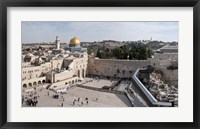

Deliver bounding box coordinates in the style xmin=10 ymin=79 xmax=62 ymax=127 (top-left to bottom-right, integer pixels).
xmin=87 ymin=58 xmax=151 ymax=78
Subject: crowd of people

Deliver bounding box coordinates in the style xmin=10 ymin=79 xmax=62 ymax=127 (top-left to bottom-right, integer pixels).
xmin=22 ymin=91 xmax=39 ymax=106
xmin=22 ymin=87 xmax=100 ymax=107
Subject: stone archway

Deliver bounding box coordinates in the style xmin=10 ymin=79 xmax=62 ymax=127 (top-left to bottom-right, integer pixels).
xmin=42 ymin=80 xmax=46 ymax=83
xmin=33 ymin=82 xmax=37 ymax=85
xmin=72 ymin=80 xmax=74 ymax=84
xmin=82 ymin=69 xmax=85 ymax=78
xmin=23 ymin=84 xmax=27 ymax=88
xmin=78 ymin=70 xmax=80 ymax=78
xmin=65 ymin=82 xmax=68 ymax=85
xmin=28 ymin=83 xmax=32 ymax=87
xmin=38 ymin=81 xmax=41 ymax=85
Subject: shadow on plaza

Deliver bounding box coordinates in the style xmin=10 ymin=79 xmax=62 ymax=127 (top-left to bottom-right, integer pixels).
xmin=114 ymin=94 xmax=133 ymax=107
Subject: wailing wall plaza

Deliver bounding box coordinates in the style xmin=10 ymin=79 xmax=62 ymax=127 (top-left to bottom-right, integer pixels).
xmin=22 ymin=37 xmax=178 ymax=107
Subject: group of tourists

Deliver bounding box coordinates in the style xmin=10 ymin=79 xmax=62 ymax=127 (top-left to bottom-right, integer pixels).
xmin=22 ymin=91 xmax=39 ymax=107
xmin=72 ymin=97 xmax=89 ymax=106
xmin=53 ymin=94 xmax=59 ymax=99
xmin=26 ymin=98 xmax=38 ymax=106
xmin=22 ymin=88 xmax=40 ymax=106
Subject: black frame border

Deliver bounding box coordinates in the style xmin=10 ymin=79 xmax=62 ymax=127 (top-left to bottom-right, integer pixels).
xmin=0 ymin=0 xmax=200 ymax=129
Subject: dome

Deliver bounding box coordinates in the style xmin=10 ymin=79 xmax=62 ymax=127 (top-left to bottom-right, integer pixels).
xmin=69 ymin=37 xmax=80 ymax=46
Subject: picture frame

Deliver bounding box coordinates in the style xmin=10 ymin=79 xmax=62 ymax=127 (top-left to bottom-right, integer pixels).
xmin=0 ymin=0 xmax=200 ymax=129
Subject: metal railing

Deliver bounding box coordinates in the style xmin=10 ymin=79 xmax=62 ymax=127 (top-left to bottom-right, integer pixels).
xmin=132 ymin=68 xmax=172 ymax=107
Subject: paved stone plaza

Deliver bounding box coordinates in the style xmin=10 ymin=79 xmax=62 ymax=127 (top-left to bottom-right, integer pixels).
xmin=82 ymin=78 xmax=118 ymax=89
xmin=22 ymin=78 xmax=132 ymax=107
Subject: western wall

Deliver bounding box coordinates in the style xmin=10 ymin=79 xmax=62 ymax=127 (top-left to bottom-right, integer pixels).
xmin=87 ymin=58 xmax=151 ymax=78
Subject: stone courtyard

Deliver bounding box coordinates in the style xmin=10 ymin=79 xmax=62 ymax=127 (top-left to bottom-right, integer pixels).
xmin=81 ymin=77 xmax=118 ymax=89
xmin=22 ymin=78 xmax=132 ymax=107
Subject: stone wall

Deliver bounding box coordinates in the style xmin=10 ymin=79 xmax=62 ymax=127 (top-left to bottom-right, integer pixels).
xmin=150 ymin=53 xmax=178 ymax=68
xmin=46 ymin=70 xmax=74 ymax=83
xmin=49 ymin=76 xmax=79 ymax=89
xmin=155 ymin=67 xmax=178 ymax=87
xmin=162 ymin=68 xmax=178 ymax=87
xmin=22 ymin=76 xmax=46 ymax=88
xmin=54 ymin=70 xmax=74 ymax=83
xmin=22 ymin=62 xmax=51 ymax=80
xmin=87 ymin=58 xmax=151 ymax=78
xmin=50 ymin=59 xmax=63 ymax=69
xmin=72 ymin=58 xmax=88 ymax=78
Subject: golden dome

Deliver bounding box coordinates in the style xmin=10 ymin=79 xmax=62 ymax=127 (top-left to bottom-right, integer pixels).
xmin=69 ymin=37 xmax=80 ymax=45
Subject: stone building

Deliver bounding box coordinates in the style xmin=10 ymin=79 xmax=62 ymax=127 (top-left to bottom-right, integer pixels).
xmin=22 ymin=37 xmax=178 ymax=91
xmin=22 ymin=37 xmax=88 ymax=89
xmin=22 ymin=62 xmax=52 ymax=88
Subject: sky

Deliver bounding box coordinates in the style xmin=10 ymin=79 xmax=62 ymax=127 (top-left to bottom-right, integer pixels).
xmin=21 ymin=21 xmax=178 ymax=43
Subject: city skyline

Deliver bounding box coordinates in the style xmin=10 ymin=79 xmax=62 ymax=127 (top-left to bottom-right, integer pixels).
xmin=22 ymin=21 xmax=178 ymax=43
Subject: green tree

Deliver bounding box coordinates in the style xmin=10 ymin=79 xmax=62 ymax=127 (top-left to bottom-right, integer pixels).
xmin=138 ymin=47 xmax=148 ymax=60
xmin=39 ymin=46 xmax=42 ymax=50
xmin=87 ymin=48 xmax=92 ymax=55
xmin=26 ymin=48 xmax=30 ymax=51
xmin=96 ymin=49 xmax=102 ymax=58
xmin=147 ymin=49 xmax=152 ymax=58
